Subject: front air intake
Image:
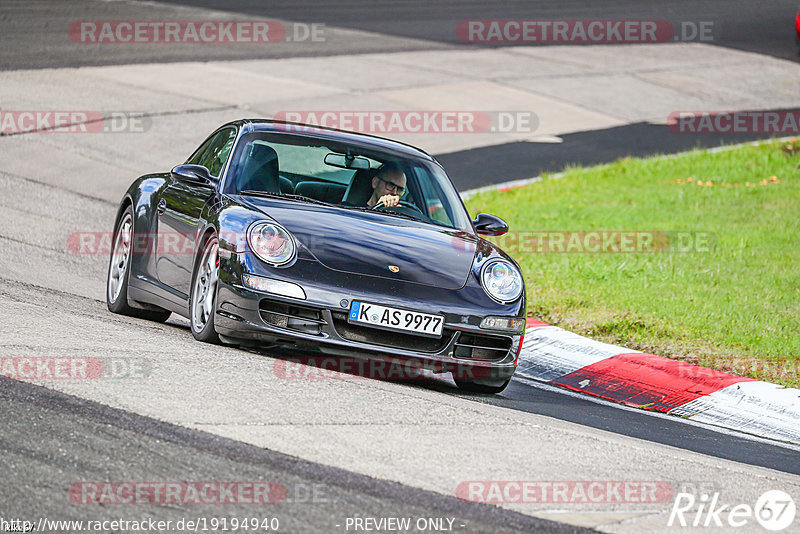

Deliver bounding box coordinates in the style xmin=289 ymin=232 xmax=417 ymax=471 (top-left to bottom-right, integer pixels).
xmin=259 ymin=300 xmax=326 ymax=335
xmin=453 ymin=333 xmax=512 ymax=362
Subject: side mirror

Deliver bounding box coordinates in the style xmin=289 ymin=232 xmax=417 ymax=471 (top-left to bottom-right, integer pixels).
xmin=171 ymin=164 xmax=216 ymax=186
xmin=473 ymin=213 xmax=509 ymax=236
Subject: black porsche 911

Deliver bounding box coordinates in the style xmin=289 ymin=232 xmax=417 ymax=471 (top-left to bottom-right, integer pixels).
xmin=107 ymin=120 xmax=526 ymax=393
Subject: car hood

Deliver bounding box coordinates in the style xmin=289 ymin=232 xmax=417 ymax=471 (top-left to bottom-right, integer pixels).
xmin=237 ymin=196 xmax=479 ymax=289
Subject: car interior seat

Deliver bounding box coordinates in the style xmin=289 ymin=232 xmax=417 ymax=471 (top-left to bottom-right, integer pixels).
xmin=294 ymin=181 xmax=348 ymax=204
xmin=237 ymin=143 xmax=280 ymax=193
xmin=341 ymin=168 xmax=379 ymax=206
xmin=279 ymin=176 xmax=294 ymax=194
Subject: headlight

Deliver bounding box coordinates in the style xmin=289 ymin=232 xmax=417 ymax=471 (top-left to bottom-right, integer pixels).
xmin=480 ymin=259 xmax=523 ymax=303
xmin=247 ymin=221 xmax=296 ymax=266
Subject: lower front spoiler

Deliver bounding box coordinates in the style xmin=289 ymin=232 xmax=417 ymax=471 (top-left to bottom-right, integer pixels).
xmin=213 ymin=283 xmax=519 ymax=384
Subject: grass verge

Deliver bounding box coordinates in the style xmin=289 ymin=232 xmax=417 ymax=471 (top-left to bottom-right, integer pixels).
xmin=464 ymin=139 xmax=800 ymax=387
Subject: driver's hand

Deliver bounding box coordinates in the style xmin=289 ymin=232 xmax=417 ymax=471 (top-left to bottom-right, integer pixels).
xmin=378 ymin=194 xmax=400 ymax=207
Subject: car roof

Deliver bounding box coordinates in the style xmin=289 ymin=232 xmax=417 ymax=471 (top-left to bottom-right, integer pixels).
xmin=226 ymin=119 xmax=437 ymax=162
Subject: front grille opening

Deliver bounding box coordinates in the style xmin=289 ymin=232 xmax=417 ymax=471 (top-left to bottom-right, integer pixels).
xmin=453 ymin=333 xmax=512 ymax=362
xmin=331 ymin=312 xmax=452 ymax=353
xmin=259 ymin=300 xmax=326 ymax=335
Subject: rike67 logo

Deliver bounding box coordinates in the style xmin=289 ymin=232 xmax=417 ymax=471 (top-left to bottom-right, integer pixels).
xmin=669 ymin=490 xmax=796 ymax=531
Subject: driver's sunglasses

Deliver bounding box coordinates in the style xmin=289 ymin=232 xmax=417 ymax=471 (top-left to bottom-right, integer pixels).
xmin=378 ymin=176 xmax=405 ymax=195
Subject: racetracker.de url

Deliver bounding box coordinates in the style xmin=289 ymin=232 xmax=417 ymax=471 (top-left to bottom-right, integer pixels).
xmin=0 ymin=516 xmax=280 ymax=533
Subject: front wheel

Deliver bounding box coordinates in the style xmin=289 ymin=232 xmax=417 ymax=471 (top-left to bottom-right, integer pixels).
xmin=106 ymin=206 xmax=171 ymax=322
xmin=190 ymin=235 xmax=221 ymax=344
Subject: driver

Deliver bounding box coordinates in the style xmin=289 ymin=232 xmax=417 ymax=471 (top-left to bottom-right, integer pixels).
xmin=367 ymin=162 xmax=407 ymax=207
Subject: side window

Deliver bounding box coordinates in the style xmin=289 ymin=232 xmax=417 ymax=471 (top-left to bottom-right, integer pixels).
xmin=198 ymin=128 xmax=237 ymax=177
xmin=413 ymin=166 xmax=453 ymax=226
xmin=187 ymin=136 xmax=215 ymax=165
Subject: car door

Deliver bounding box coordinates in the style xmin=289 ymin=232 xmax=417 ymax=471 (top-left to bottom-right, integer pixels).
xmin=156 ymin=127 xmax=236 ymax=298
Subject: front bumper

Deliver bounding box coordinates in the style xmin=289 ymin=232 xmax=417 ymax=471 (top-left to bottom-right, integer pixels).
xmin=214 ymin=277 xmax=521 ymax=380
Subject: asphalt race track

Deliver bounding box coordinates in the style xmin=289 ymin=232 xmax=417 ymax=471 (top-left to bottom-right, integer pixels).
xmin=437 ymin=123 xmax=773 ymax=191
xmin=4 ymin=0 xmax=798 ymax=68
xmin=1 ymin=377 xmax=580 ymax=534
xmin=1 ymin=1 xmax=799 ymax=533
xmin=2 ymin=1 xmax=799 ymax=187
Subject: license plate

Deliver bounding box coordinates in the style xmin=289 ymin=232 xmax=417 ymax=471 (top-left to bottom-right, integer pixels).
xmin=348 ymin=301 xmax=444 ymax=337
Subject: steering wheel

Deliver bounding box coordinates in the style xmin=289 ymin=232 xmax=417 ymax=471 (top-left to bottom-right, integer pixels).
xmin=370 ymin=200 xmax=426 ymax=217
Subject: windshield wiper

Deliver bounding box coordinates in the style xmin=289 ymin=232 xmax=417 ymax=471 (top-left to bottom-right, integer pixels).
xmin=383 ymin=211 xmax=429 ymax=223
xmin=242 ymin=191 xmax=430 ymax=223
xmin=239 ymin=190 xmax=332 ymax=207
xmin=341 ymin=204 xmax=429 ymax=224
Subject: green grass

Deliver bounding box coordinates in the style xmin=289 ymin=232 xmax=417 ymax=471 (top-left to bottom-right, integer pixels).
xmin=465 ymin=139 xmax=800 ymax=387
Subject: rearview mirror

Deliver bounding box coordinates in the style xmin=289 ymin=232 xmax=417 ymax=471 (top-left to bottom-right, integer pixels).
xmin=324 ymin=153 xmax=371 ymax=170
xmin=171 ymin=164 xmax=216 ymax=186
xmin=473 ymin=213 xmax=509 ymax=236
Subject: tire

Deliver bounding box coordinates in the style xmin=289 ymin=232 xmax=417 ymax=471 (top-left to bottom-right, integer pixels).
xmin=454 ymin=375 xmax=512 ymax=394
xmin=189 ymin=234 xmax=221 ymax=344
xmin=107 ymin=206 xmax=171 ymax=323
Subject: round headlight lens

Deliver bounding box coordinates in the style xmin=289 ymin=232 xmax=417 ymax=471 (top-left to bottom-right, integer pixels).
xmin=247 ymin=221 xmax=295 ymax=266
xmin=480 ymin=260 xmax=523 ymax=303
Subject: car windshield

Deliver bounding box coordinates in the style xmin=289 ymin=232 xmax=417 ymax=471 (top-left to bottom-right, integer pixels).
xmin=224 ymin=131 xmax=472 ymax=231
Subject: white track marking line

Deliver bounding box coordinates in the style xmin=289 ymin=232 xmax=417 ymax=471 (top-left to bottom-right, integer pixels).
xmin=511 ymin=375 xmax=800 ymax=452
